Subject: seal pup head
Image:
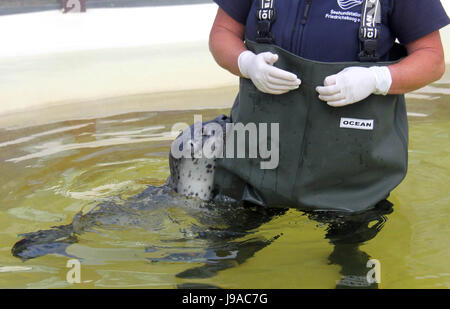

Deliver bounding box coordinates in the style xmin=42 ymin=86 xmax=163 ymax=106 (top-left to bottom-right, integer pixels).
xmin=168 ymin=115 xmax=230 ymax=201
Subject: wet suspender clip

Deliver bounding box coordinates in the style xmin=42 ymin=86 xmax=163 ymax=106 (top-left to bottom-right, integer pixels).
xmin=256 ymin=0 xmax=276 ymax=44
xmin=359 ymin=0 xmax=381 ymax=62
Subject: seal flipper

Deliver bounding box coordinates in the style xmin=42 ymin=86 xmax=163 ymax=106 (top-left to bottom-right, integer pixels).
xmin=11 ymin=223 xmax=78 ymax=261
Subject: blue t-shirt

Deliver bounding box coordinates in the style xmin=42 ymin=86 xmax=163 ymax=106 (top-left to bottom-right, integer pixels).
xmin=213 ymin=0 xmax=450 ymax=62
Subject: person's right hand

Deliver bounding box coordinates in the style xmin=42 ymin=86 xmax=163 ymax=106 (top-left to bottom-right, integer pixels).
xmin=238 ymin=50 xmax=301 ymax=95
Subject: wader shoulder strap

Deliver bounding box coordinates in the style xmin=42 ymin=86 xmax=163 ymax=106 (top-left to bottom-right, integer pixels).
xmin=256 ymin=0 xmax=276 ymax=44
xmin=359 ymin=0 xmax=382 ymax=62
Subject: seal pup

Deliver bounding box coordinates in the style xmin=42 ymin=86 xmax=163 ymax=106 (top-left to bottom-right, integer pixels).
xmin=11 ymin=115 xmax=232 ymax=260
xmin=166 ymin=115 xmax=230 ymax=200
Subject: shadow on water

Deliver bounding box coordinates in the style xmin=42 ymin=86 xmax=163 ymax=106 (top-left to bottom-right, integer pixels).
xmin=305 ymin=199 xmax=394 ymax=289
xmin=12 ymin=180 xmax=393 ymax=289
xmin=11 ymin=185 xmax=287 ymax=288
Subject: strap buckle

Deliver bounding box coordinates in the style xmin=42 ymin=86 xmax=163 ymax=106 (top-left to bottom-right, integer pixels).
xmin=358 ymin=0 xmax=381 ymax=62
xmin=255 ymin=0 xmax=276 ymax=44
xmin=256 ymin=20 xmax=275 ymax=43
xmin=359 ymin=39 xmax=379 ymax=62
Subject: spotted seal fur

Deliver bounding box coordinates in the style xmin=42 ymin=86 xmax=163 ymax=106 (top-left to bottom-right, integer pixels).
xmin=11 ymin=115 xmax=235 ymax=261
xmin=166 ymin=115 xmax=230 ymax=200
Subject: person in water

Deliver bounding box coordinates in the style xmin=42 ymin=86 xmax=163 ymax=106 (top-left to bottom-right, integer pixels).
xmin=208 ymin=0 xmax=449 ymax=212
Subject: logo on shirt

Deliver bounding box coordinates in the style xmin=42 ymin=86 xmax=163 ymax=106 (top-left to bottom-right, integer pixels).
xmin=325 ymin=1 xmax=362 ymax=23
xmin=337 ymin=0 xmax=363 ymax=10
xmin=340 ymin=118 xmax=374 ymax=130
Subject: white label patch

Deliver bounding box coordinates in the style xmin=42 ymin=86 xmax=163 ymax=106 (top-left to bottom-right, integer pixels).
xmin=340 ymin=118 xmax=374 ymax=130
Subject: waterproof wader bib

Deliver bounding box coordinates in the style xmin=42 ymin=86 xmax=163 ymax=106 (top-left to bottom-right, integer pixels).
xmin=213 ymin=0 xmax=408 ymax=213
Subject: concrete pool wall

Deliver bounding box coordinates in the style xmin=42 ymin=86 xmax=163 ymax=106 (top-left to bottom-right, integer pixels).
xmin=0 ymin=2 xmax=449 ymax=119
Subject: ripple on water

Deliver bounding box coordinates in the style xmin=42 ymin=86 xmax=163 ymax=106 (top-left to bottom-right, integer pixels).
xmin=0 ymin=91 xmax=448 ymax=288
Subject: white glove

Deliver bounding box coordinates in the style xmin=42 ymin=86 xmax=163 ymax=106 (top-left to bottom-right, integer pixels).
xmin=316 ymin=66 xmax=392 ymax=107
xmin=238 ymin=50 xmax=301 ymax=95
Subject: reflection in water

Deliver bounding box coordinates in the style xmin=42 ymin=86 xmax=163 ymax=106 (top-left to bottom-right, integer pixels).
xmin=306 ymin=199 xmax=394 ymax=289
xmin=12 ymin=181 xmax=393 ymax=289
xmin=170 ymin=199 xmax=286 ymax=284
xmin=7 ymin=106 xmax=395 ymax=288
xmin=12 ymin=185 xmax=286 ymax=287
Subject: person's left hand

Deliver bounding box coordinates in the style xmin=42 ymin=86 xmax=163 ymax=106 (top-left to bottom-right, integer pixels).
xmin=316 ymin=66 xmax=392 ymax=107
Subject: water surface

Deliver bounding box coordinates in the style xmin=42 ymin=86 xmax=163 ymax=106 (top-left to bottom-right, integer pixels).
xmin=0 ymin=78 xmax=449 ymax=288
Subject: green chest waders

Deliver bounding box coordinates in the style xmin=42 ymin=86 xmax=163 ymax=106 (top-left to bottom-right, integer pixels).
xmin=213 ymin=0 xmax=408 ymax=213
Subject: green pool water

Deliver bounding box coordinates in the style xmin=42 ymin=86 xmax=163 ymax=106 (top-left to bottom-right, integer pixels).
xmin=0 ymin=79 xmax=448 ymax=288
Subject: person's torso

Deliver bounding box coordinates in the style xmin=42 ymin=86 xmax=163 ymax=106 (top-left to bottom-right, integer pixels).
xmin=244 ymin=0 xmax=395 ymax=62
